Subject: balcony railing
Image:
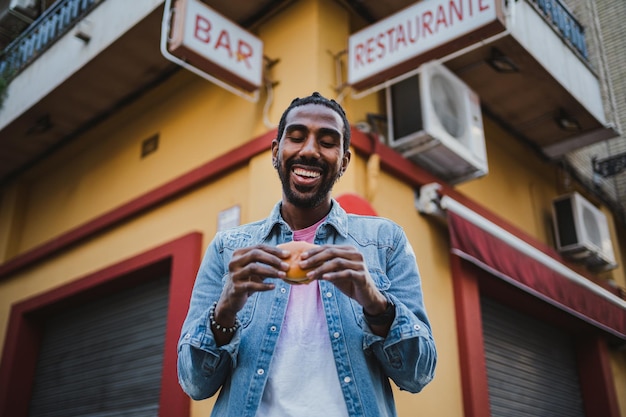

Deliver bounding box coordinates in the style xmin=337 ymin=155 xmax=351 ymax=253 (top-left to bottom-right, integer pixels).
xmin=0 ymin=0 xmax=101 ymax=80
xmin=528 ymin=0 xmax=588 ymax=60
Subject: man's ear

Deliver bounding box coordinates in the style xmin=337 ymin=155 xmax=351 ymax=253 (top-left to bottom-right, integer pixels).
xmin=340 ymin=149 xmax=351 ymax=175
xmin=271 ymin=139 xmax=279 ymax=168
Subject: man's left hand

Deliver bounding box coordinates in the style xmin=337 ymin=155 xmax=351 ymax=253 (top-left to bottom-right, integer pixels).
xmin=299 ymin=244 xmax=388 ymax=317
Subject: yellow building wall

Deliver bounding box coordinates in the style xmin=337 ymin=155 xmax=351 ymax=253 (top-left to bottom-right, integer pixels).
xmin=260 ymin=0 xmax=348 ymax=122
xmin=369 ymin=172 xmax=464 ymax=416
xmin=0 ymin=0 xmax=625 ymax=416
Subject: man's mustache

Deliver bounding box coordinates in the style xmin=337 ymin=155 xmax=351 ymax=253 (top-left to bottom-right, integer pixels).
xmin=286 ymin=157 xmax=327 ymax=172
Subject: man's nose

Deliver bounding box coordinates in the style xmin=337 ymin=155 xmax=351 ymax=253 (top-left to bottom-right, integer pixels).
xmin=299 ymin=134 xmax=320 ymax=157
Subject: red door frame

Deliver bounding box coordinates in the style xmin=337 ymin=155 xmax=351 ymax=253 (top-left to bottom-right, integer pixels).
xmin=0 ymin=232 xmax=202 ymax=417
xmin=451 ymin=255 xmax=621 ymax=417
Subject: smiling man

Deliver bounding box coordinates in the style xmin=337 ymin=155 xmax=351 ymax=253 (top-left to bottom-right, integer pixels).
xmin=177 ymin=92 xmax=437 ymax=417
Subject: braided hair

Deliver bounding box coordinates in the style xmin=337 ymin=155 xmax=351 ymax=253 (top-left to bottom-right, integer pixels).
xmin=276 ymin=92 xmax=351 ymax=153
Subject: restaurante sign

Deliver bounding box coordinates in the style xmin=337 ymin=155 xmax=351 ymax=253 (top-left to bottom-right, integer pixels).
xmin=348 ymin=0 xmax=505 ymax=90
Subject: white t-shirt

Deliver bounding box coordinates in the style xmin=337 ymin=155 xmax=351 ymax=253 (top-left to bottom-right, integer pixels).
xmin=257 ymin=221 xmax=349 ymax=417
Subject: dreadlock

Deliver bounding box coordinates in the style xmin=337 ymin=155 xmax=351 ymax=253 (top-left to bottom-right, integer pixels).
xmin=276 ymin=92 xmax=351 ymax=153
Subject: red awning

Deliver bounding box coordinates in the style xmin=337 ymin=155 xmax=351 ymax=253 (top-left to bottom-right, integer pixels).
xmin=446 ymin=205 xmax=626 ymax=340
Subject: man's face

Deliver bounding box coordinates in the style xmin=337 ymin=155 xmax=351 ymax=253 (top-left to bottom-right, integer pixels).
xmin=272 ymin=104 xmax=350 ymax=209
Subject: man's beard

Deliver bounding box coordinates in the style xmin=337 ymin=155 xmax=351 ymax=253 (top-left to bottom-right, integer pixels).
xmin=278 ymin=157 xmax=340 ymax=209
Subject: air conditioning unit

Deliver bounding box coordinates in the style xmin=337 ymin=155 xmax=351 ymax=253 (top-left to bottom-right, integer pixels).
xmin=552 ymin=192 xmax=617 ymax=271
xmin=385 ymin=60 xmax=487 ymax=185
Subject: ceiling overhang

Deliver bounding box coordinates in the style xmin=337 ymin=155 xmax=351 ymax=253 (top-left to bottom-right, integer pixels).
xmin=441 ymin=0 xmax=618 ymax=160
xmin=0 ymin=3 xmax=176 ymax=184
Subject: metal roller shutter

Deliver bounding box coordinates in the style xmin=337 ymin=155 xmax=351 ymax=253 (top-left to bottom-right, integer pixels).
xmin=28 ymin=276 xmax=170 ymax=417
xmin=481 ymin=297 xmax=586 ymax=417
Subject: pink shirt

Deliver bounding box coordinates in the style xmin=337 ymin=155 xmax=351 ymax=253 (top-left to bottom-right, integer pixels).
xmin=257 ymin=219 xmax=349 ymax=416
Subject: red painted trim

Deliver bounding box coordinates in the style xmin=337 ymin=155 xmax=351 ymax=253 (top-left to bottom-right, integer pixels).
xmin=0 ymin=127 xmax=521 ymax=280
xmin=577 ymin=338 xmax=621 ymax=417
xmin=456 ymin=255 xmax=623 ymax=417
xmin=0 ymin=130 xmax=274 ymax=279
xmin=0 ymin=232 xmax=202 ymax=417
xmin=0 ymin=126 xmax=607 ymax=294
xmin=160 ymin=234 xmax=202 ymax=417
xmin=0 ymin=306 xmax=41 ymax=417
xmin=353 ymin=130 xmax=580 ymax=262
xmin=450 ymin=255 xmax=492 ymax=417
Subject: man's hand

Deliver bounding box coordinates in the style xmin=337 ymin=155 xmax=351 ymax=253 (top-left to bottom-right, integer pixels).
xmin=213 ymin=245 xmax=290 ymax=344
xmin=299 ymin=245 xmax=388 ymax=318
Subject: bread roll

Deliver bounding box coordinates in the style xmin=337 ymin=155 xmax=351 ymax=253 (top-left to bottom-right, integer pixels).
xmin=277 ymin=241 xmax=318 ymax=284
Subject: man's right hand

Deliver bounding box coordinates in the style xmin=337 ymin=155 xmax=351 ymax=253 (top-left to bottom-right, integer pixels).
xmin=212 ymin=244 xmax=290 ymax=344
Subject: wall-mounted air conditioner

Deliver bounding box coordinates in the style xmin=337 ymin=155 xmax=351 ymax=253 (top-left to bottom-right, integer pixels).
xmin=385 ymin=60 xmax=487 ymax=185
xmin=552 ymin=192 xmax=617 ymax=271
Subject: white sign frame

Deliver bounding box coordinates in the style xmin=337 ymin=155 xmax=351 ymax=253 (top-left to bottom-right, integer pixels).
xmin=348 ymin=0 xmax=505 ymax=91
xmin=161 ymin=0 xmax=264 ymax=101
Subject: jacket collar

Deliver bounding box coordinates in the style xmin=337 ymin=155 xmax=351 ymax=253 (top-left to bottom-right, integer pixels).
xmin=260 ymin=199 xmax=349 ymax=241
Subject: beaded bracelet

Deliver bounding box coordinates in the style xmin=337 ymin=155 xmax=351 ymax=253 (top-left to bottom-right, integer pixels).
xmin=209 ymin=301 xmax=241 ymax=333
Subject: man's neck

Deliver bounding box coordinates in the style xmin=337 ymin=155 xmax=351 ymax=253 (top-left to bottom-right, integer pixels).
xmin=280 ymin=199 xmax=331 ymax=231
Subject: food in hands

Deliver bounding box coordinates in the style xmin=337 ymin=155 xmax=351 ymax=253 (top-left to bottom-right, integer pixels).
xmin=277 ymin=241 xmax=318 ymax=284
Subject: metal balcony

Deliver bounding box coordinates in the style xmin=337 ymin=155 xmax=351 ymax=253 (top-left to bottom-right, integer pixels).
xmin=0 ymin=0 xmax=100 ymax=79
xmin=0 ymin=0 xmax=176 ymax=184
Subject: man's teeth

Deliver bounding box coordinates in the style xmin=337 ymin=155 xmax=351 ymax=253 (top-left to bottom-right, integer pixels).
xmin=294 ymin=168 xmax=320 ymax=178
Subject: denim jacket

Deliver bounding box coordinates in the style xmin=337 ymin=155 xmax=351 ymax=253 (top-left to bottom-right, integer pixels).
xmin=177 ymin=200 xmax=437 ymax=417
